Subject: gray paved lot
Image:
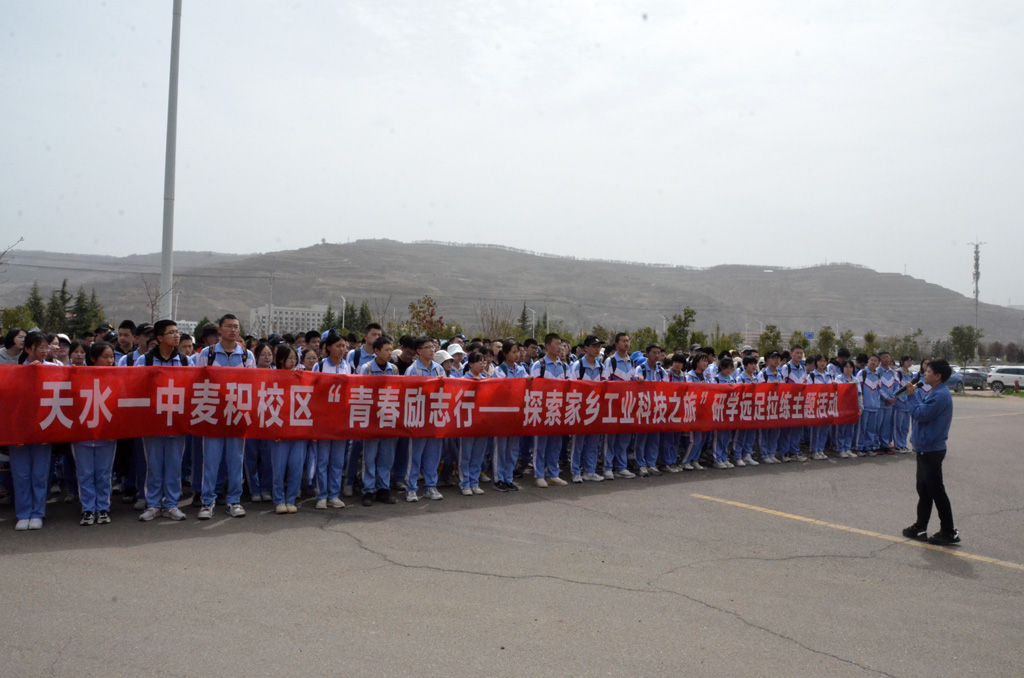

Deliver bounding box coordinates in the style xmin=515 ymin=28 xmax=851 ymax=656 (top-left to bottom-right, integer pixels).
xmin=2 ymin=395 xmax=1022 ymax=677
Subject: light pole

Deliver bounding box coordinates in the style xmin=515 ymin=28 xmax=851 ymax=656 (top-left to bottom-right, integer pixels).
xmin=659 ymin=314 xmax=668 ymax=337
xmin=158 ymin=0 xmax=183 ymax=320
xmin=340 ymin=295 xmax=346 ymax=330
xmin=526 ymin=308 xmax=536 ymax=339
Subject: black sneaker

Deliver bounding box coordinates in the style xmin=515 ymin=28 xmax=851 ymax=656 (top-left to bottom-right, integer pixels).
xmin=494 ymin=481 xmax=510 ymax=492
xmin=512 ymin=465 xmax=524 ymax=479
xmin=376 ymin=489 xmax=397 ymax=505
xmin=902 ymin=524 xmax=927 ymax=541
xmin=392 ymin=481 xmax=407 ymax=492
xmin=80 ymin=511 xmax=95 ymax=526
xmin=507 ymin=482 xmax=520 ymax=492
xmin=96 ymin=510 xmax=111 ymax=525
xmin=361 ymin=494 xmax=374 ymax=507
xmin=928 ymin=530 xmax=960 ymax=546
xmin=190 ymin=493 xmax=203 ymax=508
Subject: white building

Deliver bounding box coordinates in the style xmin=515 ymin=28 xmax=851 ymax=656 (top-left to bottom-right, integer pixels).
xmin=249 ymin=304 xmax=328 ymax=336
xmin=175 ymin=320 xmax=198 ymax=336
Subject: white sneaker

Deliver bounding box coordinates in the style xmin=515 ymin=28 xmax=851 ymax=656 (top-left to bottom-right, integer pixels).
xmin=250 ymin=493 xmax=261 ymax=503
xmin=275 ymin=504 xmax=288 ymax=514
xmin=734 ymin=459 xmax=746 ymax=467
xmin=133 ymin=497 xmax=147 ymax=510
xmin=227 ymin=503 xmax=246 ymax=517
xmin=743 ymin=455 xmax=759 ymax=466
xmin=15 ymin=519 xmax=29 ymax=531
xmin=682 ymin=463 xmax=695 ymax=471
xmin=471 ymin=487 xmax=484 ymax=495
xmin=725 ymin=461 xmax=735 ymax=468
xmin=602 ymin=470 xmax=614 ymax=480
xmin=534 ymin=478 xmax=549 ymax=488
xmin=692 ymin=462 xmax=704 ymax=471
xmin=461 ymin=488 xmax=474 ymax=496
xmin=424 ymin=487 xmax=443 ymax=501
xmin=315 ymin=499 xmax=327 ymax=510
xmin=139 ymin=507 xmax=161 ymax=522
xmin=637 ymin=467 xmax=650 ymax=477
xmin=197 ymin=504 xmax=215 ymax=520
xmin=572 ymin=474 xmax=583 ymax=484
xmin=328 ymin=497 xmax=345 ymax=509
xmin=712 ymin=461 xmax=728 ymax=469
xmin=28 ymin=518 xmax=43 ymax=530
xmin=162 ymin=507 xmax=186 ymax=521
xmin=665 ymin=465 xmax=682 ymax=473
xmin=796 ymin=454 xmax=809 ymax=462
xmin=648 ymin=466 xmax=663 ymax=476
xmin=614 ymin=470 xmax=636 ymax=479
xmin=582 ymin=472 xmax=605 ymax=482
xmin=261 ymin=492 xmax=273 ymax=502
xmin=547 ymin=476 xmax=568 ymax=486
xmin=406 ymin=491 xmax=419 ymax=502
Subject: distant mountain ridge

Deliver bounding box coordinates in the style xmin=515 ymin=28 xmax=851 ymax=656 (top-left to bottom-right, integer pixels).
xmin=2 ymin=240 xmax=1019 ymax=342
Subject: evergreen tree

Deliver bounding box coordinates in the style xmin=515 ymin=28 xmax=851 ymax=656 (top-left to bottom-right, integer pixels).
xmin=344 ymin=301 xmax=356 ymax=331
xmin=88 ymin=289 xmax=105 ymax=328
xmin=756 ymin=324 xmax=782 ymax=355
xmin=44 ymin=289 xmax=66 ymax=332
xmin=664 ymin=307 xmax=697 ymax=353
xmin=320 ymin=304 xmax=338 ymax=332
xmin=25 ymin=282 xmax=45 ymax=328
xmin=356 ymin=301 xmax=373 ymax=331
xmin=518 ymin=303 xmax=530 ymax=334
xmin=69 ymin=287 xmax=92 ymax=338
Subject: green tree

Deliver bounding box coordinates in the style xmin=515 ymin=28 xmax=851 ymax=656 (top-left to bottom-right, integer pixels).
xmin=68 ymin=287 xmax=99 ymax=338
xmin=930 ymin=338 xmax=954 ymax=361
xmin=343 ymin=301 xmax=356 ymax=332
xmin=590 ymin=325 xmax=610 ymax=344
xmin=710 ymin=324 xmax=743 ymax=355
xmin=689 ymin=330 xmax=709 ymax=348
xmin=863 ymin=331 xmax=878 ymax=354
xmin=885 ymin=329 xmax=924 ymax=361
xmin=320 ymin=304 xmax=338 ymax=332
xmin=88 ymin=289 xmax=105 ymax=327
xmin=408 ymin=295 xmax=445 ymax=336
xmin=25 ymin=282 xmax=45 ymax=328
xmin=815 ymin=325 xmax=836 ymax=358
xmin=838 ymin=330 xmax=856 ymax=353
xmin=356 ymin=301 xmax=372 ymax=331
xmin=787 ymin=329 xmax=806 ymax=349
xmin=664 ymin=307 xmax=697 ymax=353
xmin=632 ymin=326 xmax=659 ymax=351
xmin=949 ymin=325 xmax=983 ymax=368
xmin=757 ymin=324 xmax=782 ymax=355
xmin=1 ymin=305 xmax=35 ymax=332
xmin=44 ymin=288 xmax=66 ymax=333
xmin=986 ymin=341 xmax=1004 ymax=360
xmin=518 ymin=304 xmax=531 ymax=335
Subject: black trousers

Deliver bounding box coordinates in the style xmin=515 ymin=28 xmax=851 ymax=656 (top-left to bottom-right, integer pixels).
xmin=916 ymin=450 xmax=954 ymax=534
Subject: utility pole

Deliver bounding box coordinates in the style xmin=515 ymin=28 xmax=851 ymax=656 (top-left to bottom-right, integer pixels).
xmin=969 ymin=238 xmax=985 ymax=332
xmin=159 ymin=0 xmax=183 ymax=320
xmin=268 ymin=274 xmax=275 ymax=335
xmin=526 ymin=308 xmax=536 ymax=339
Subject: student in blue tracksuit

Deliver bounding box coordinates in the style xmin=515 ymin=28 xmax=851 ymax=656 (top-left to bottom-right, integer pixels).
xmin=136 ymin=319 xmax=189 ymax=522
xmin=243 ymin=342 xmax=275 ymax=504
xmin=757 ymin=350 xmax=784 ymax=464
xmin=529 ymin=333 xmax=570 ymax=487
xmin=779 ymin=345 xmax=809 ymax=462
xmin=876 ymin=351 xmax=898 ymax=453
xmin=659 ymin=353 xmax=688 ymax=473
xmin=806 ymin=354 xmax=832 ymax=460
xmin=356 ymin=335 xmax=399 ymax=507
xmin=269 ymin=346 xmax=305 ymax=514
xmin=901 ymin=359 xmax=959 ymax=545
xmin=601 ymin=332 xmax=637 ymax=479
xmin=890 ymin=355 xmax=915 ymax=452
xmin=631 ymin=344 xmax=667 ymax=477
xmin=72 ymin=341 xmax=118 ymax=526
xmin=458 ymin=352 xmax=491 ymax=496
xmin=312 ymin=331 xmax=351 ymax=510
xmin=834 ymin=360 xmax=862 ymax=457
xmin=11 ymin=332 xmax=56 ymax=531
xmin=194 ymin=314 xmax=255 ymax=520
xmin=405 ymin=337 xmax=447 ymax=502
xmin=732 ymin=356 xmax=760 ymax=466
xmin=493 ymin=339 xmax=527 ymax=492
xmin=568 ymin=335 xmax=605 ymax=483
xmin=708 ymin=358 xmax=736 ymax=468
xmin=856 ymin=354 xmax=883 ymax=455
xmin=682 ymin=353 xmax=711 ymax=470
xmin=343 ymin=323 xmax=384 ymax=498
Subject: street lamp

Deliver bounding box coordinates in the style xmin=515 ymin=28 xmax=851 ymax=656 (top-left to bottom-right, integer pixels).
xmin=526 ymin=308 xmax=536 ymax=339
xmin=659 ymin=314 xmax=668 ymax=336
xmin=340 ymin=295 xmax=346 ymax=330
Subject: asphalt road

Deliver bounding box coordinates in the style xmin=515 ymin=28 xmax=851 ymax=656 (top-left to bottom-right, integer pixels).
xmin=2 ymin=395 xmax=1022 ymax=678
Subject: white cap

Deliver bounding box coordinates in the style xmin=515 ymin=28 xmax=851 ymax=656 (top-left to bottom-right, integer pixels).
xmin=446 ymin=344 xmax=466 ymax=357
xmin=434 ymin=350 xmax=453 ymax=364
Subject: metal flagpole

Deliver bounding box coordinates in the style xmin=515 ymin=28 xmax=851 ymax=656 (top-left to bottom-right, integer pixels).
xmin=159 ymin=0 xmax=183 ymax=320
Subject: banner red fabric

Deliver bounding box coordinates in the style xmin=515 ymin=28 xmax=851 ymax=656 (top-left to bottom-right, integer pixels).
xmin=0 ymin=366 xmax=859 ymax=445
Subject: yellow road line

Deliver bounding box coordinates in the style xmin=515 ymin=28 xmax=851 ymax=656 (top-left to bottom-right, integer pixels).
xmin=691 ymin=493 xmax=1024 ymax=573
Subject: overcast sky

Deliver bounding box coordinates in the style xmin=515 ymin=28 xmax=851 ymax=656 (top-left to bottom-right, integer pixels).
xmin=2 ymin=1 xmax=1022 ymax=305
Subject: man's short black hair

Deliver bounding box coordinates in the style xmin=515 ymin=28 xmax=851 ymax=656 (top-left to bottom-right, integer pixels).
xmin=373 ymin=335 xmax=393 ymax=351
xmin=544 ymin=332 xmax=561 ymax=346
xmin=399 ymin=334 xmax=416 ymax=350
xmin=929 ymin=359 xmax=953 ymax=382
xmin=856 ymin=353 xmax=869 ymax=364
xmin=837 ymin=347 xmax=851 ymax=359
xmin=364 ymin=322 xmax=383 ymax=334
xmin=218 ymin=313 xmax=238 ymax=326
xmin=646 ymin=344 xmax=662 ymax=354
xmin=614 ymin=332 xmax=629 ymax=345
xmin=790 ymin=344 xmax=804 ymax=351
xmin=118 ymin=319 xmax=136 ymax=332
xmin=742 ymin=355 xmax=759 ymax=367
xmin=414 ymin=336 xmax=433 ymax=350
xmin=153 ymin=319 xmax=177 ymax=337
xmin=304 ymin=330 xmax=320 ymax=343
xmin=671 ymin=352 xmax=687 ymax=364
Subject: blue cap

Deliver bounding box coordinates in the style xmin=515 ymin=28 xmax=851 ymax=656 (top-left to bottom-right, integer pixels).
xmin=321 ymin=329 xmax=336 ymax=341
xmin=630 ymin=350 xmax=644 ymax=363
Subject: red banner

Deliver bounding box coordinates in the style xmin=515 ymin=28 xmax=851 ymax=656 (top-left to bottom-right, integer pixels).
xmin=0 ymin=365 xmax=859 ymax=445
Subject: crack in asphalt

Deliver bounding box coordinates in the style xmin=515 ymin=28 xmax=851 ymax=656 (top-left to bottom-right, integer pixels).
xmin=959 ymin=506 xmax=1024 ymax=520
xmin=329 ymin=522 xmax=900 ymax=678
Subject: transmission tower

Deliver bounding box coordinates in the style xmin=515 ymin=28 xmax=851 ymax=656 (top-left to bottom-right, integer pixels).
xmin=969 ymin=238 xmax=985 ymax=330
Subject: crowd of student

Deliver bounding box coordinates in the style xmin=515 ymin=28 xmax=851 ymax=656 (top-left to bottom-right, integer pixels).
xmin=0 ymin=315 xmax=941 ymax=532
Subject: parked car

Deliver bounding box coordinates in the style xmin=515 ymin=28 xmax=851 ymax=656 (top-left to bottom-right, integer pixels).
xmin=987 ymin=366 xmax=1024 ymax=394
xmin=947 ymin=370 xmax=964 ymax=393
xmin=962 ymin=369 xmax=988 ymax=390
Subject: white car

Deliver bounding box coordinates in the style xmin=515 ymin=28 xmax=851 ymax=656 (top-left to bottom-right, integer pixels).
xmin=987 ymin=366 xmax=1024 ymax=394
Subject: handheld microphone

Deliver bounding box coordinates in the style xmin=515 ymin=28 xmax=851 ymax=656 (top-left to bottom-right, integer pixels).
xmin=893 ymin=372 xmax=922 ymax=398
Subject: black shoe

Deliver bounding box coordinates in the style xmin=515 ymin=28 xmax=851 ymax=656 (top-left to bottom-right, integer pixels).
xmin=494 ymin=481 xmax=510 ymax=492
xmin=902 ymin=524 xmax=927 ymax=541
xmin=361 ymin=494 xmax=375 ymax=507
xmin=508 ymin=482 xmax=520 ymax=491
xmin=190 ymin=493 xmax=203 ymax=508
xmin=375 ymin=489 xmax=396 ymax=505
xmin=928 ymin=530 xmax=960 ymax=546
xmin=392 ymin=480 xmax=407 ymax=492
xmin=96 ymin=510 xmax=111 ymax=525
xmin=80 ymin=511 xmax=95 ymax=526
xmin=512 ymin=465 xmax=524 ymax=479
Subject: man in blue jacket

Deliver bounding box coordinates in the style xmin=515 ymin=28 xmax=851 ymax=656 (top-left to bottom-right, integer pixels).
xmin=901 ymin=359 xmax=959 ymax=546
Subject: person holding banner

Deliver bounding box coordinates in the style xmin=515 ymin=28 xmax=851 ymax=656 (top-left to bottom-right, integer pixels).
xmin=356 ymin=335 xmax=399 ymax=507
xmin=270 ymin=345 xmax=304 ymax=514
xmin=632 ymin=344 xmax=667 ymax=477
xmin=458 ymin=352 xmax=491 ymax=496
xmin=492 ymin=339 xmax=526 ymax=492
xmin=601 ymin=332 xmax=636 ymax=480
xmin=568 ymin=335 xmax=605 ymax=484
xmin=136 ymin=320 xmax=189 ymax=522
xmin=682 ymin=352 xmax=711 ymax=471
xmin=404 ymin=337 xmax=447 ymax=502
xmin=529 ymin=333 xmax=570 ymax=488
xmin=312 ymin=331 xmax=351 ymax=510
xmin=757 ymin=351 xmax=785 ymax=464
xmin=73 ymin=341 xmax=118 ymax=526
xmin=11 ymin=331 xmax=55 ymax=531
xmin=194 ymin=314 xmax=255 ymax=520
